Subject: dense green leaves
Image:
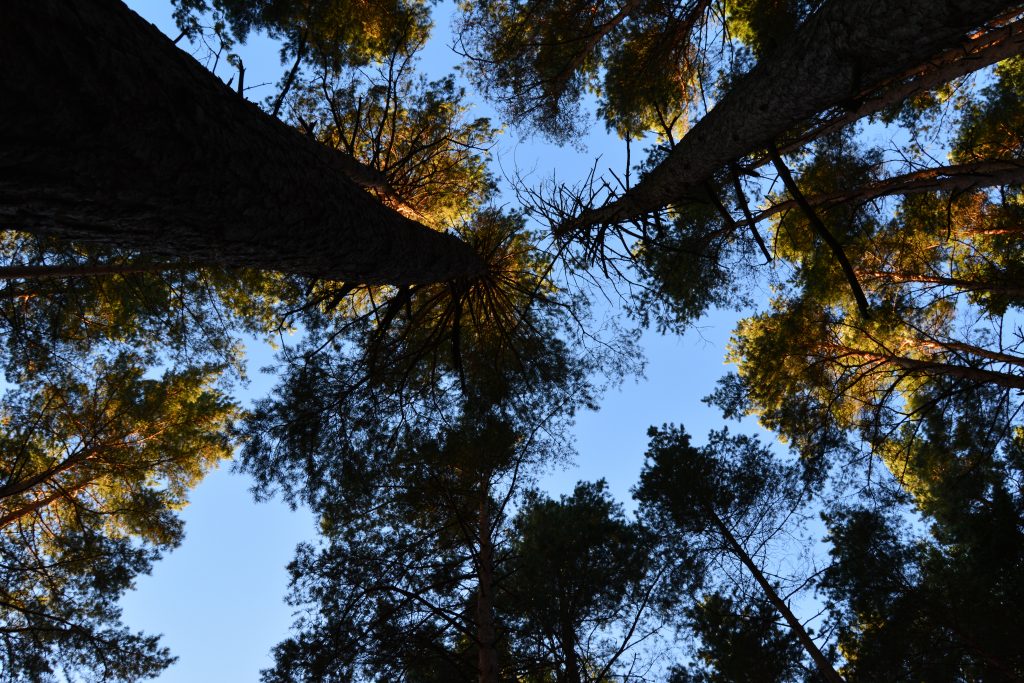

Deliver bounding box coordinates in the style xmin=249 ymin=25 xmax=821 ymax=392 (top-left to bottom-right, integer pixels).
xmin=503 ymin=482 xmax=656 ymax=682
xmin=0 ymin=247 xmax=250 ymax=679
xmin=8 ymin=0 xmax=1024 ymax=680
xmin=173 ymin=0 xmax=434 ymax=68
xmin=668 ymin=593 xmax=807 ymax=683
xmin=457 ymin=0 xmax=713 ymax=140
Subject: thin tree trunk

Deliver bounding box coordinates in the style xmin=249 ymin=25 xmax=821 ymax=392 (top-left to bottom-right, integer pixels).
xmin=920 ymin=339 xmax=1024 ymax=368
xmin=270 ymin=32 xmax=307 ymax=118
xmin=860 ymin=271 xmax=1024 ymax=299
xmin=965 ymin=226 xmax=1024 ymax=236
xmin=561 ymin=618 xmax=581 ymax=683
xmin=743 ymin=160 xmax=1024 ymax=229
xmin=0 ymin=0 xmax=484 ymax=286
xmin=822 ymin=343 xmax=1024 ymax=390
xmin=476 ymin=486 xmax=500 ymax=683
xmin=0 ymin=446 xmax=98 ymax=501
xmin=545 ymin=0 xmax=644 ymax=101
xmin=0 ymin=480 xmax=92 ymax=530
xmin=709 ymin=512 xmax=846 ymax=683
xmin=568 ymin=0 xmax=1020 ymax=229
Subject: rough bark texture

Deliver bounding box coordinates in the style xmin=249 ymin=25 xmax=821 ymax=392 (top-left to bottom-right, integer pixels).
xmin=476 ymin=490 xmax=500 ymax=683
xmin=773 ymin=12 xmax=1024 ymax=159
xmin=571 ymin=0 xmax=1023 ymax=229
xmin=0 ymin=0 xmax=485 ymax=285
xmin=0 ymin=263 xmax=165 ymax=280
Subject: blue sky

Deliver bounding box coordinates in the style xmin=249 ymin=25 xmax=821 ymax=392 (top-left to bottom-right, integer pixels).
xmin=119 ymin=2 xmax=762 ymax=679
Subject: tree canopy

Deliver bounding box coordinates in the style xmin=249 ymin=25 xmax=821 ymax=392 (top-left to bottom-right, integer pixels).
xmin=3 ymin=0 xmax=1024 ymax=680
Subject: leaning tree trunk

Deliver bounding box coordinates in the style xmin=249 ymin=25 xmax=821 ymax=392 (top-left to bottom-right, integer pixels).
xmin=710 ymin=512 xmax=846 ymax=683
xmin=823 ymin=344 xmax=1024 ymax=390
xmin=0 ymin=0 xmax=485 ymax=286
xmin=571 ymin=0 xmax=1023 ymax=229
xmin=743 ymin=159 xmax=1024 ymax=229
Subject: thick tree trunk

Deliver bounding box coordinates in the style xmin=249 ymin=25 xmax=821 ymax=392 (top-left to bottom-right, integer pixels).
xmin=774 ymin=12 xmax=1024 ymax=158
xmin=0 ymin=263 xmax=165 ymax=280
xmin=570 ymin=0 xmax=1022 ymax=229
xmin=0 ymin=0 xmax=485 ymax=286
xmin=710 ymin=512 xmax=845 ymax=683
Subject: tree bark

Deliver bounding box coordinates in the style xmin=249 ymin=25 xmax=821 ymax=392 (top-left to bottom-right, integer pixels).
xmin=561 ymin=618 xmax=581 ymax=683
xmin=709 ymin=512 xmax=846 ymax=683
xmin=0 ymin=479 xmax=93 ymax=530
xmin=743 ymin=160 xmax=1024 ymax=229
xmin=919 ymin=339 xmax=1024 ymax=369
xmin=0 ymin=263 xmax=167 ymax=280
xmin=569 ymin=0 xmax=1022 ymax=229
xmin=476 ymin=486 xmax=501 ymax=683
xmin=821 ymin=343 xmax=1024 ymax=390
xmin=0 ymin=0 xmax=485 ymax=286
xmin=773 ymin=11 xmax=1024 ymax=159
xmin=0 ymin=445 xmax=99 ymax=502
xmin=860 ymin=271 xmax=1024 ymax=299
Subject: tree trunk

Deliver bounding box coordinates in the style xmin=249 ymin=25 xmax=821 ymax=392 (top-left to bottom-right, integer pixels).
xmin=710 ymin=512 xmax=845 ymax=683
xmin=0 ymin=0 xmax=485 ymax=286
xmin=919 ymin=339 xmax=1024 ymax=369
xmin=0 ymin=262 xmax=166 ymax=280
xmin=476 ymin=487 xmax=501 ymax=683
xmin=822 ymin=343 xmax=1024 ymax=390
xmin=0 ymin=479 xmax=93 ymax=530
xmin=0 ymin=446 xmax=98 ymax=502
xmin=570 ymin=0 xmax=1020 ymax=229
xmin=561 ymin=618 xmax=581 ymax=683
xmin=745 ymin=160 xmax=1024 ymax=229
xmin=860 ymin=271 xmax=1024 ymax=299
xmin=774 ymin=12 xmax=1024 ymax=158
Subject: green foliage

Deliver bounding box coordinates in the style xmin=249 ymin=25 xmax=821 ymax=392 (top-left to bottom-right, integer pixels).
xmin=258 ymin=410 xmax=516 ymax=682
xmin=0 ymin=355 xmax=234 ymax=541
xmin=636 ymin=425 xmax=828 ymax=677
xmin=457 ymin=0 xmax=712 ymax=140
xmin=0 ymin=234 xmax=276 ymax=679
xmin=173 ymin=0 xmax=435 ymax=68
xmin=631 ymin=193 xmax=757 ymax=333
xmin=0 ymin=530 xmax=174 ymax=682
xmin=502 ymin=481 xmax=656 ymax=681
xmin=668 ymin=593 xmax=807 ymax=683
xmin=637 ymin=425 xmax=805 ymax=536
xmin=724 ymin=0 xmax=808 ymax=57
xmin=285 ymin=45 xmax=498 ymax=229
xmin=821 ymin=495 xmax=1024 ymax=681
xmin=954 ymin=56 xmax=1024 ymax=163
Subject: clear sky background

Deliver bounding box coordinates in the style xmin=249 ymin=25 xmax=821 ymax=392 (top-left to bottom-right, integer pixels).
xmin=119 ymin=2 xmax=766 ymax=679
